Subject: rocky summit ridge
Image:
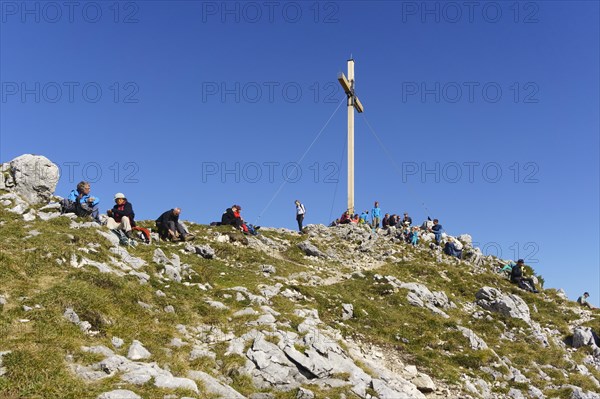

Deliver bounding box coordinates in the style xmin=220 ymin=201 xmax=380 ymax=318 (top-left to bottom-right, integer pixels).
xmin=1 ymin=154 xmax=599 ymax=399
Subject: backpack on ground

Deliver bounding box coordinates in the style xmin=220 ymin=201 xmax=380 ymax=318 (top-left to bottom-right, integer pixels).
xmin=59 ymin=198 xmax=76 ymax=214
xmin=111 ymin=229 xmax=135 ymax=247
xmin=132 ymin=226 xmax=151 ymax=244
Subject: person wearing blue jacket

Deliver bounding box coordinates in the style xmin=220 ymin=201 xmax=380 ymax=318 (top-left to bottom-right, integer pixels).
xmin=371 ymin=201 xmax=381 ymax=228
xmin=66 ymin=181 xmax=100 ymax=222
xmin=431 ymin=218 xmax=443 ymax=244
xmin=359 ymin=210 xmax=369 ymax=224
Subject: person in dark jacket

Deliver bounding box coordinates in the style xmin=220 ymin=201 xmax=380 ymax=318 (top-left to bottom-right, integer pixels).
xmin=510 ymin=259 xmax=539 ymax=293
xmin=221 ymin=205 xmax=244 ymax=230
xmin=444 ymin=237 xmax=463 ymax=259
xmin=382 ymin=213 xmax=390 ymax=228
xmin=430 ymin=219 xmax=443 ymax=244
xmin=156 ymin=208 xmax=194 ymax=241
xmin=402 ymin=212 xmax=412 ymax=227
xmin=106 ymin=193 xmax=135 ymax=238
xmin=388 ymin=214 xmax=398 ymax=227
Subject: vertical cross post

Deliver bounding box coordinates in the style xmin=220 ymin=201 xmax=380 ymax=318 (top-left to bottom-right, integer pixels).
xmin=338 ymin=58 xmax=364 ymax=216
xmin=347 ymin=59 xmax=355 ymax=215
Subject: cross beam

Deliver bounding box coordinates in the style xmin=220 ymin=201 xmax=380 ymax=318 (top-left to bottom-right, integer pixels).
xmin=337 ymin=58 xmax=364 ymax=215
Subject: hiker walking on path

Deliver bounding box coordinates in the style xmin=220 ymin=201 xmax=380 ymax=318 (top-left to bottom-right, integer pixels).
xmin=295 ymin=200 xmax=306 ymax=232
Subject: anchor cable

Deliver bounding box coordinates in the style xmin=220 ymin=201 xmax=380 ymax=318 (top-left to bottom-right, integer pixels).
xmin=255 ymin=97 xmax=345 ymax=224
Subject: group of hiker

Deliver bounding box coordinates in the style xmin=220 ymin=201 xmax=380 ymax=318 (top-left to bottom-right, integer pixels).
xmin=330 ymin=201 xmax=449 ymax=252
xmin=60 ymin=182 xmax=596 ymax=307
xmin=60 ymin=181 xmax=263 ymax=244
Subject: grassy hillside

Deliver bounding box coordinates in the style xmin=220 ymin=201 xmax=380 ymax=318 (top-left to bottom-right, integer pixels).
xmin=0 ymin=202 xmax=598 ymax=399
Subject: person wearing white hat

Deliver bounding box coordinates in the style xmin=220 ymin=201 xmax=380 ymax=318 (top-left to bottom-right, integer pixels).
xmin=106 ymin=192 xmax=136 ymax=238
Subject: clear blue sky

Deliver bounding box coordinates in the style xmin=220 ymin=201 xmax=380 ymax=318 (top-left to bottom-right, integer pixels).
xmin=1 ymin=1 xmax=598 ymax=304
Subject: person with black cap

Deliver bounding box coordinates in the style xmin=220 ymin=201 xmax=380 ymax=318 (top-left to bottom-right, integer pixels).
xmin=510 ymin=259 xmax=539 ymax=293
xmin=577 ymin=292 xmax=596 ymax=309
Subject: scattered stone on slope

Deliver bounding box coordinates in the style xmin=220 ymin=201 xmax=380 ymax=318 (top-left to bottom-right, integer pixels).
xmin=557 ymin=289 xmax=569 ymax=300
xmin=528 ymin=385 xmax=546 ymax=399
xmin=0 ymin=351 xmax=12 ymax=376
xmin=1 ymin=154 xmax=60 ymax=204
xmin=375 ymin=275 xmax=454 ymax=318
xmin=475 ymin=287 xmax=531 ymax=323
xmin=152 ymin=248 xmax=171 ymax=265
xmin=112 ymin=337 xmax=124 ymax=348
xmin=206 ymin=300 xmax=229 ymax=310
xmin=127 ymin=340 xmax=151 ymax=360
xmin=457 ymin=326 xmax=489 ymax=350
xmin=508 ymin=388 xmax=526 ymax=399
xmin=97 ymin=390 xmax=141 ymax=399
xmin=154 ymin=374 xmax=198 ymax=392
xmin=188 ymin=370 xmax=246 ymax=398
xmin=296 ymin=387 xmax=315 ymax=399
xmin=261 ymin=264 xmax=276 ymax=274
xmin=573 ymin=326 xmax=599 ymax=349
xmin=565 ymin=385 xmax=600 ymax=399
xmin=342 ymin=303 xmax=353 ymax=320
xmin=297 ymin=240 xmax=327 ymax=258
xmin=185 ymin=243 xmax=215 ymax=259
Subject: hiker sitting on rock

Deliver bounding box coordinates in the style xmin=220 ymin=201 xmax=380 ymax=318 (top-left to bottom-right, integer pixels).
xmin=359 ymin=210 xmax=369 ymax=224
xmin=388 ymin=214 xmax=398 ymax=228
xmin=577 ymin=292 xmax=596 ymax=310
xmin=221 ymin=205 xmax=244 ymax=231
xmin=339 ymin=210 xmax=352 ymax=224
xmin=444 ymin=237 xmax=463 ymax=259
xmin=62 ymin=181 xmax=101 ymax=223
xmin=156 ymin=208 xmax=195 ymax=242
xmin=510 ymin=259 xmax=539 ymax=293
xmin=106 ymin=193 xmax=135 ymax=239
xmin=382 ymin=213 xmax=390 ymax=228
xmin=409 ymin=226 xmax=419 ymax=246
xmin=402 ymin=212 xmax=412 ymax=227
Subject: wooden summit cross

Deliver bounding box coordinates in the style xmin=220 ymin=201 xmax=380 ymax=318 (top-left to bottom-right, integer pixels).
xmin=338 ymin=58 xmax=364 ymax=215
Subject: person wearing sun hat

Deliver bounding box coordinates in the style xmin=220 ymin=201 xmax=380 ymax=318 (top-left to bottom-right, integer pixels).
xmin=106 ymin=192 xmax=136 ymax=238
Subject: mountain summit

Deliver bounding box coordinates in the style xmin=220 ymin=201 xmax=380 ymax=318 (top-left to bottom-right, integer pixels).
xmin=1 ymin=154 xmax=599 ymax=399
